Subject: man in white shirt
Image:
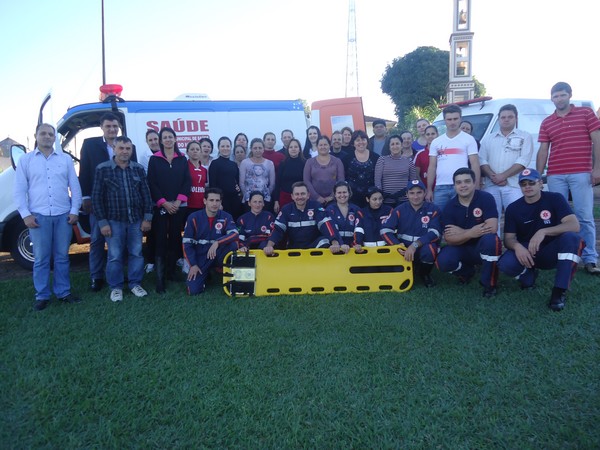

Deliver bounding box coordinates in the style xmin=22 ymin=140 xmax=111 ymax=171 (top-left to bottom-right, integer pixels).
xmin=14 ymin=124 xmax=83 ymax=311
xmin=426 ymin=104 xmax=480 ymax=210
xmin=479 ymin=104 xmax=534 ymax=220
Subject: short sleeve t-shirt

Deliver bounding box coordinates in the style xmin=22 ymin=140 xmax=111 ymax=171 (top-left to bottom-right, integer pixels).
xmin=441 ymin=190 xmax=498 ymax=246
xmin=504 ymin=191 xmax=573 ymax=244
xmin=429 ymin=131 xmax=478 ymax=185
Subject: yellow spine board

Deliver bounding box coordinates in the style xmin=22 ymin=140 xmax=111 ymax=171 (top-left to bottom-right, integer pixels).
xmin=223 ymin=245 xmax=412 ymax=297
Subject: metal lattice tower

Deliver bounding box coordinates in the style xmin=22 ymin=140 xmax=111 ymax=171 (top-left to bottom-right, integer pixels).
xmin=345 ymin=0 xmax=359 ymax=97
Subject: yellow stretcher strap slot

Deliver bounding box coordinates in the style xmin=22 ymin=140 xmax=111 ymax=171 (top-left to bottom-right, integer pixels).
xmin=223 ymin=245 xmax=412 ymax=297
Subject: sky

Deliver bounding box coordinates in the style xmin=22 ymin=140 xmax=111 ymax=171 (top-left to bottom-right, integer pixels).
xmin=0 ymin=0 xmax=598 ymax=147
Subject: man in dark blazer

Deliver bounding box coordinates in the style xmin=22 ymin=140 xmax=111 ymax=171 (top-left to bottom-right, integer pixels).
xmin=79 ymin=112 xmax=137 ymax=291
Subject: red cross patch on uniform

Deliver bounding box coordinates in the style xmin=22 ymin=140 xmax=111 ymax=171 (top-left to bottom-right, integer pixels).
xmin=215 ymin=222 xmax=223 ymax=230
xmin=421 ymin=216 xmax=430 ymax=224
xmin=348 ymin=214 xmax=355 ymax=222
xmin=540 ymin=210 xmax=551 ymax=220
xmin=307 ymin=210 xmax=314 ymax=218
xmin=260 ymin=225 xmax=267 ymax=232
xmin=473 ymin=208 xmax=483 ymax=218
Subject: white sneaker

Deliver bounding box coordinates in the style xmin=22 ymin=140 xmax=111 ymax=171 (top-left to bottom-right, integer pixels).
xmin=110 ymin=289 xmax=123 ymax=302
xmin=145 ymin=263 xmax=155 ymax=273
xmin=130 ymin=285 xmax=148 ymax=297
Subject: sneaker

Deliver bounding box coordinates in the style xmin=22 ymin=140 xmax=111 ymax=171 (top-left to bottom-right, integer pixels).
xmin=58 ymin=293 xmax=82 ymax=304
xmin=145 ymin=263 xmax=155 ymax=274
xmin=420 ymin=274 xmax=436 ymax=288
xmin=483 ymin=286 xmax=497 ymax=298
xmin=33 ymin=299 xmax=50 ymax=311
xmin=130 ymin=285 xmax=148 ymax=298
xmin=585 ymin=263 xmax=600 ymax=274
xmin=481 ymin=283 xmax=497 ymax=298
xmin=110 ymin=289 xmax=123 ymax=302
xmin=549 ymin=288 xmax=567 ymax=312
xmin=519 ymin=269 xmax=538 ymax=290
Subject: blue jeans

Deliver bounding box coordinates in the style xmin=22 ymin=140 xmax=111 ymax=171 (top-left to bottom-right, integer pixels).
xmin=29 ymin=213 xmax=72 ymax=300
xmin=433 ymin=185 xmax=455 ymax=210
xmin=105 ymin=220 xmax=144 ymax=289
xmin=547 ymin=173 xmax=597 ymax=264
xmin=89 ymin=213 xmax=107 ymax=280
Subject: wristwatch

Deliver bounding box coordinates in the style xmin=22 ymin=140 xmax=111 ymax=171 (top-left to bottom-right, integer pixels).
xmin=411 ymin=241 xmax=421 ymax=249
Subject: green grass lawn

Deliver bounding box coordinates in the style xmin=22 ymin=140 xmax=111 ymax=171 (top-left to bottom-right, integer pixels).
xmin=1 ymin=269 xmax=599 ymax=449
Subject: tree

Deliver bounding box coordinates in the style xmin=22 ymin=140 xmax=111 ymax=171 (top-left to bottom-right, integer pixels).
xmin=473 ymin=76 xmax=486 ymax=97
xmin=392 ymin=99 xmax=443 ymax=136
xmin=381 ymin=46 xmax=450 ymax=120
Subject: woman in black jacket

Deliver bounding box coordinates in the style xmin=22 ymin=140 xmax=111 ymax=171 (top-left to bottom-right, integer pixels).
xmin=273 ymin=138 xmax=306 ymax=213
xmin=147 ymin=127 xmax=191 ymax=293
xmin=208 ymin=136 xmax=242 ymax=219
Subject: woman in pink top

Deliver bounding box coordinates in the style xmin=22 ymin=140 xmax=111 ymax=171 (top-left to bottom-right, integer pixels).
xmin=303 ymin=136 xmax=345 ymax=206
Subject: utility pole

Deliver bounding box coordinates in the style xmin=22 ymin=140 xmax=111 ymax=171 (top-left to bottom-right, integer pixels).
xmin=101 ymin=0 xmax=106 ymax=85
xmin=345 ymin=0 xmax=359 ymax=97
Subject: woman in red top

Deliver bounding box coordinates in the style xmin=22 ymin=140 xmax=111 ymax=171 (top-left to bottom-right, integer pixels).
xmin=413 ymin=125 xmax=438 ymax=188
xmin=186 ymin=141 xmax=208 ymax=216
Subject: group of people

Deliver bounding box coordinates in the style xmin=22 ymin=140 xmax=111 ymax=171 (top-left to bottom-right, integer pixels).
xmin=14 ymin=82 xmax=599 ymax=312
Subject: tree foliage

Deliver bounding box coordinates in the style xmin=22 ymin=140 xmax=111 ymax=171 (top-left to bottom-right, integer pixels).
xmin=473 ymin=76 xmax=486 ymax=97
xmin=381 ymin=46 xmax=450 ymax=120
xmin=392 ymin=99 xmax=444 ymax=136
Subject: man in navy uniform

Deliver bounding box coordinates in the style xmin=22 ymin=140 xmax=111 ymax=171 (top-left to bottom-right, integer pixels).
xmin=263 ymin=182 xmax=342 ymax=255
xmin=436 ymin=167 xmax=502 ymax=297
xmin=381 ymin=179 xmax=442 ymax=287
xmin=498 ymin=168 xmax=583 ymax=311
xmin=183 ymin=188 xmax=239 ymax=295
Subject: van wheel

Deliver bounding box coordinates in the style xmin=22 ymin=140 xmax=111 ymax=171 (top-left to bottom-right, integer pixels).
xmin=10 ymin=222 xmax=34 ymax=271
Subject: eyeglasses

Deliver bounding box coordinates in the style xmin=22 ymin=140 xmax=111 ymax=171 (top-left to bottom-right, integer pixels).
xmin=519 ymin=180 xmax=538 ymax=187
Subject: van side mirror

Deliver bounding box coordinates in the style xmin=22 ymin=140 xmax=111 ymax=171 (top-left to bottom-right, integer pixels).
xmin=10 ymin=144 xmax=26 ymax=170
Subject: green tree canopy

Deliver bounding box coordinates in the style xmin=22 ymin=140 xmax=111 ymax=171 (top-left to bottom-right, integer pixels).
xmin=381 ymin=46 xmax=450 ymax=120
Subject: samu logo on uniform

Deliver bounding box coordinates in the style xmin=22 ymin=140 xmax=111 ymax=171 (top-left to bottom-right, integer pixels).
xmin=540 ymin=210 xmax=552 ymax=225
xmin=215 ymin=222 xmax=224 ymax=234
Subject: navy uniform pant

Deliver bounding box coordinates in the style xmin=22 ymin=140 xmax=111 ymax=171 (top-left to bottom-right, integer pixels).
xmin=498 ymin=232 xmax=583 ymax=290
xmin=436 ymin=234 xmax=501 ymax=287
xmin=186 ymin=241 xmax=238 ymax=295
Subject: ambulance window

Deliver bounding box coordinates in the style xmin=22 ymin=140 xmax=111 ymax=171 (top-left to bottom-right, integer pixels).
xmin=433 ymin=113 xmax=493 ymax=142
xmin=463 ymin=114 xmax=493 ymax=141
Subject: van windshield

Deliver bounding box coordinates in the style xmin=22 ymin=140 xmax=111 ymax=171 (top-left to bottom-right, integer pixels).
xmin=433 ymin=113 xmax=494 ymax=142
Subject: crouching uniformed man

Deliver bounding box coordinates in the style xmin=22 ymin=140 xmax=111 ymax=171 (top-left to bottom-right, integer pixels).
xmin=183 ymin=188 xmax=239 ymax=295
xmin=263 ymin=182 xmax=343 ymax=255
xmin=498 ymin=169 xmax=584 ymax=311
xmin=381 ymin=179 xmax=442 ymax=287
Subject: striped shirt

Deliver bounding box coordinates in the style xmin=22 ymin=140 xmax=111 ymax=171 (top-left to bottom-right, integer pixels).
xmin=374 ymin=155 xmax=417 ymax=200
xmin=539 ymin=105 xmax=600 ymax=175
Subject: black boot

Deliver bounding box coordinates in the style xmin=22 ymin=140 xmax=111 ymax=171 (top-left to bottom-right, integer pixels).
xmin=155 ymin=257 xmax=166 ymax=294
xmin=418 ymin=263 xmax=435 ymax=288
xmin=549 ymin=287 xmax=566 ymax=312
xmin=166 ymin=251 xmax=181 ymax=281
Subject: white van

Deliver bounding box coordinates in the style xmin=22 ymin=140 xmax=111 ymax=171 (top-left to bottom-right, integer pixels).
xmin=432 ymin=97 xmax=595 ymax=164
xmin=1 ymin=94 xmax=367 ymax=269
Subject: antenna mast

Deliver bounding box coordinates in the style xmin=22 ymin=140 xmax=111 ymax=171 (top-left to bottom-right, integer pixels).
xmin=345 ymin=0 xmax=359 ymax=97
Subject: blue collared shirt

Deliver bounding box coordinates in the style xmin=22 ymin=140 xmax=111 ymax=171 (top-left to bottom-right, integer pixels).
xmin=14 ymin=147 xmax=82 ymax=217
